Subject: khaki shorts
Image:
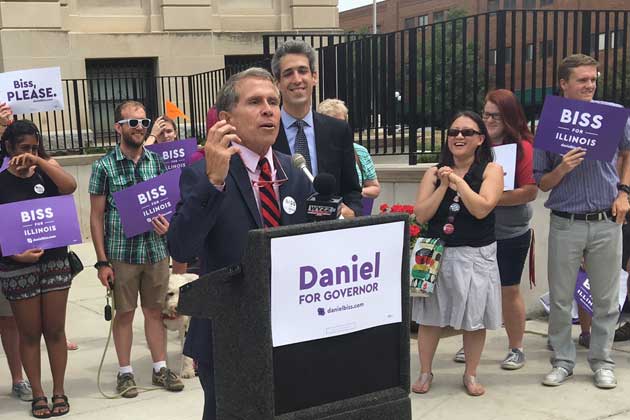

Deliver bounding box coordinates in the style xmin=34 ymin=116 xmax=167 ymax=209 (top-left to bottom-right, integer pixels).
xmin=0 ymin=288 xmax=12 ymax=317
xmin=111 ymin=258 xmax=169 ymax=313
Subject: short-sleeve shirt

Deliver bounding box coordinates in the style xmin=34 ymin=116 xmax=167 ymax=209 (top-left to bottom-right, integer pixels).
xmin=353 ymin=143 xmax=377 ymax=186
xmin=88 ymin=145 xmax=168 ymax=264
xmin=493 ymin=140 xmax=536 ymax=240
xmin=0 ymin=167 xmax=67 ymax=262
xmin=533 ymin=99 xmax=630 ymax=213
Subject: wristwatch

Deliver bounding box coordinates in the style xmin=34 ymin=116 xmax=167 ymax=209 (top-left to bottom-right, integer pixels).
xmin=94 ymin=260 xmax=111 ymax=269
xmin=617 ymin=183 xmax=630 ymax=194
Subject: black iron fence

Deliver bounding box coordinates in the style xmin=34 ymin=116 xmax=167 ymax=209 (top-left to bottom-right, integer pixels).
xmin=264 ymin=9 xmax=630 ymax=164
xmin=22 ymin=68 xmax=229 ymax=154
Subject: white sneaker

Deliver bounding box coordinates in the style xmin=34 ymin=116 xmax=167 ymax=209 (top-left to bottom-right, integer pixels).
xmin=542 ymin=367 xmax=573 ymax=386
xmin=594 ymin=368 xmax=617 ymax=389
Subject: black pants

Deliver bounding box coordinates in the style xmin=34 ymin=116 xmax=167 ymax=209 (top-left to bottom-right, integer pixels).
xmin=197 ymin=360 xmax=216 ymax=420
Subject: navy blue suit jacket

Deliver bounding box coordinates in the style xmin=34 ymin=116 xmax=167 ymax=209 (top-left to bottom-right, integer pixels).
xmin=274 ymin=111 xmax=362 ymax=217
xmin=167 ymin=151 xmax=313 ymax=361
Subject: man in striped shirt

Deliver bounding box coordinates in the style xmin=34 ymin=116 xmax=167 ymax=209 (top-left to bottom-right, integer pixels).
xmin=534 ymin=54 xmax=630 ymax=389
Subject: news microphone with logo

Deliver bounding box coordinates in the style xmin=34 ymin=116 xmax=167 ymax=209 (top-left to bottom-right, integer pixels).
xmin=306 ymin=173 xmax=343 ymax=221
xmin=291 ymin=153 xmax=314 ymax=183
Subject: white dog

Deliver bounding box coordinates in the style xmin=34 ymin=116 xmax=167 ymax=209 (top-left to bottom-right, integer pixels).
xmin=162 ymin=272 xmax=198 ymax=379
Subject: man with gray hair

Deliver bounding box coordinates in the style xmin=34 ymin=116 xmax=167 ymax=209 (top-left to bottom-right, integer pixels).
xmin=168 ymin=67 xmax=313 ymax=420
xmin=271 ymin=39 xmax=362 ymax=217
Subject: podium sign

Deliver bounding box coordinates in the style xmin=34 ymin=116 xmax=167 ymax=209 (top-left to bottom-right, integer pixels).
xmin=271 ymin=221 xmax=404 ymax=346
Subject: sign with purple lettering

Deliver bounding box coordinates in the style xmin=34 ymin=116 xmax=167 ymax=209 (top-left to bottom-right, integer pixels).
xmin=145 ymin=138 xmax=197 ymax=171
xmin=0 ymin=156 xmax=8 ymax=172
xmin=113 ymin=169 xmax=181 ymax=238
xmin=0 ymin=195 xmax=82 ymax=256
xmin=0 ymin=67 xmax=64 ymax=115
xmin=534 ymin=95 xmax=629 ymax=161
xmin=270 ymin=222 xmax=404 ymax=347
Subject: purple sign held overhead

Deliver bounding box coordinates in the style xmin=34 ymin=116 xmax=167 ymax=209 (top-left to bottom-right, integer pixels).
xmin=145 ymin=138 xmax=197 ymax=171
xmin=534 ymin=95 xmax=629 ymax=161
xmin=0 ymin=195 xmax=82 ymax=256
xmin=113 ymin=169 xmax=181 ymax=238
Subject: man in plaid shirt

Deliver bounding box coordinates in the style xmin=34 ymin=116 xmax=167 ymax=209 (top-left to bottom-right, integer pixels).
xmin=89 ymin=100 xmax=183 ymax=397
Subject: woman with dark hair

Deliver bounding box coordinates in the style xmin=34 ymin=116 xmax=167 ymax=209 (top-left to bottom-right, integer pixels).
xmin=0 ymin=120 xmax=77 ymax=417
xmin=411 ymin=111 xmax=504 ymax=396
xmin=452 ymin=90 xmax=537 ymax=370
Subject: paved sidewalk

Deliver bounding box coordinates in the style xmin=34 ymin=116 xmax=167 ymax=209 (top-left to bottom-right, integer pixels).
xmin=3 ymin=243 xmax=630 ymax=419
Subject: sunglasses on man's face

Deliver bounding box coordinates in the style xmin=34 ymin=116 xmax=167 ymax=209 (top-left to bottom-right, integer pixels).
xmin=447 ymin=128 xmax=482 ymax=138
xmin=117 ymin=118 xmax=151 ymax=128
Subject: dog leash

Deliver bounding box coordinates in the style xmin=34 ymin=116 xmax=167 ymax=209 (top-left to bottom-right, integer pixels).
xmin=96 ymin=283 xmax=161 ymax=399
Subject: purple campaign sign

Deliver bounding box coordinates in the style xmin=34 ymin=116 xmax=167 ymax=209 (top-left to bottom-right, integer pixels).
xmin=113 ymin=169 xmax=181 ymax=238
xmin=534 ymin=95 xmax=629 ymax=161
xmin=146 ymin=138 xmax=197 ymax=171
xmin=0 ymin=195 xmax=82 ymax=256
xmin=0 ymin=156 xmax=8 ymax=172
xmin=574 ymin=268 xmax=593 ymax=316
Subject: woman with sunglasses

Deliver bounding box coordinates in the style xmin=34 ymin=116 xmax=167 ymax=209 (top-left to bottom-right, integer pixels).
xmin=452 ymin=90 xmax=537 ymax=369
xmin=0 ymin=120 xmax=77 ymax=417
xmin=412 ymin=111 xmax=503 ymax=396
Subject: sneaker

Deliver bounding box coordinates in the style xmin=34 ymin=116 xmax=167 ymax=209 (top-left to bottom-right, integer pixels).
xmin=614 ymin=322 xmax=630 ymax=342
xmin=594 ymin=368 xmax=617 ymax=389
xmin=152 ymin=367 xmax=184 ymax=392
xmin=12 ymin=380 xmax=33 ymax=401
xmin=542 ymin=367 xmax=573 ymax=386
xmin=117 ymin=372 xmax=139 ymax=398
xmin=578 ymin=332 xmax=591 ymax=348
xmin=501 ymin=348 xmax=526 ymax=370
xmin=453 ymin=347 xmax=466 ymax=363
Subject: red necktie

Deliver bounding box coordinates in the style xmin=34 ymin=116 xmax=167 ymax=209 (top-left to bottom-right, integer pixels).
xmin=258 ymin=157 xmax=280 ymax=228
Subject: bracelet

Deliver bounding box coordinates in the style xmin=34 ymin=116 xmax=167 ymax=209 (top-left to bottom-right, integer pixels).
xmin=94 ymin=260 xmax=111 ymax=269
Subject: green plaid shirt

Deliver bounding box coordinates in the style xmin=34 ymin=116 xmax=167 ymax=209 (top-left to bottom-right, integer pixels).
xmin=88 ymin=145 xmax=168 ymax=264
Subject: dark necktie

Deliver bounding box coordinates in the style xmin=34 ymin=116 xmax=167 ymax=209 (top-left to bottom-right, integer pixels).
xmin=293 ymin=119 xmax=312 ymax=173
xmin=258 ymin=157 xmax=280 ymax=228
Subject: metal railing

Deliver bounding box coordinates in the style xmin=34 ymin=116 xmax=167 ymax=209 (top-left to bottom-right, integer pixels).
xmin=263 ymin=9 xmax=630 ymax=164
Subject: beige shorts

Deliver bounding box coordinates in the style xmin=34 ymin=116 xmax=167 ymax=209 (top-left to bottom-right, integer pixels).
xmin=111 ymin=258 xmax=169 ymax=313
xmin=0 ymin=288 xmax=12 ymax=317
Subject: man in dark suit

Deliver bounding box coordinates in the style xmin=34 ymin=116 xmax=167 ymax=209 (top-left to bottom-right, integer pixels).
xmin=271 ymin=39 xmax=362 ymax=218
xmin=167 ymin=67 xmax=313 ymax=420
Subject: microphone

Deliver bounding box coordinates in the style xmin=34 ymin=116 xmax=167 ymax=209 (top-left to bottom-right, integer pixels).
xmin=291 ymin=153 xmax=314 ymax=183
xmin=306 ymin=173 xmax=343 ymax=221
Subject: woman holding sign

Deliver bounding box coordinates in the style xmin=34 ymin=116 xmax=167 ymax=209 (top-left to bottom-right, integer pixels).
xmin=144 ymin=115 xmax=189 ymax=274
xmin=412 ymin=111 xmax=503 ymax=396
xmin=0 ymin=120 xmax=77 ymax=418
xmin=452 ymin=90 xmax=537 ymax=370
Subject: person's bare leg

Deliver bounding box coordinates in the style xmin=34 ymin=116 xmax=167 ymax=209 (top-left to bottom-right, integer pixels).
xmin=412 ymin=325 xmax=441 ymax=393
xmin=11 ymin=297 xmax=49 ymax=417
xmin=502 ymin=285 xmax=526 ymax=349
xmin=113 ymin=309 xmax=135 ymax=367
xmin=463 ymin=329 xmax=486 ymax=395
xmin=143 ymin=307 xmax=166 ymax=363
xmin=0 ymin=316 xmax=25 ymax=384
xmin=578 ymin=305 xmax=592 ymax=334
xmin=41 ymin=289 xmax=70 ymax=415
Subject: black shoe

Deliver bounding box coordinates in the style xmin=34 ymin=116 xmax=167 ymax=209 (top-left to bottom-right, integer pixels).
xmin=614 ymin=322 xmax=630 ymax=342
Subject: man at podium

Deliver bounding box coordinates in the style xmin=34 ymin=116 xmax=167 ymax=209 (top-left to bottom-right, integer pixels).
xmin=167 ymin=67 xmax=313 ymax=420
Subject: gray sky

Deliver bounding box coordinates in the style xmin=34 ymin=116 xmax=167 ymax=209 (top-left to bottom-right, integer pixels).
xmin=338 ymin=0 xmax=384 ymax=13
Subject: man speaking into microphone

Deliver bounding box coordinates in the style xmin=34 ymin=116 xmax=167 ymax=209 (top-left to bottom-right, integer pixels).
xmin=167 ymin=67 xmax=313 ymax=420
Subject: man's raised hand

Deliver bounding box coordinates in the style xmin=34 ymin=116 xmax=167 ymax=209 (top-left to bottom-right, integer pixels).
xmin=204 ymin=120 xmax=241 ymax=186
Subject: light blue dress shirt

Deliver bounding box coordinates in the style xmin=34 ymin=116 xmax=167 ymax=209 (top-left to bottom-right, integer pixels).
xmin=281 ymin=108 xmax=319 ymax=176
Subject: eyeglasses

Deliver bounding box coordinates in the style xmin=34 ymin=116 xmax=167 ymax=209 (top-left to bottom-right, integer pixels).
xmin=482 ymin=112 xmax=503 ymax=121
xmin=117 ymin=118 xmax=151 ymax=128
xmin=442 ymin=194 xmax=461 ymax=235
xmin=447 ymin=128 xmax=482 ymax=138
xmin=251 ymin=155 xmax=289 ymax=188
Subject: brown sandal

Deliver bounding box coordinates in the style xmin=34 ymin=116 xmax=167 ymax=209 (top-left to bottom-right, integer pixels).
xmin=463 ymin=375 xmax=485 ymax=396
xmin=411 ymin=372 xmax=433 ymax=394
xmin=31 ymin=396 xmax=51 ymax=419
xmin=50 ymin=394 xmax=69 ymax=417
